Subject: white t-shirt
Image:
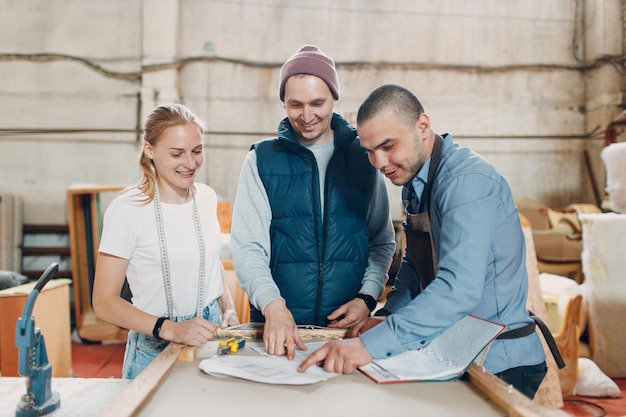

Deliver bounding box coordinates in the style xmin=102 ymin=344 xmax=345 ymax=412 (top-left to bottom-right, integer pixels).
xmin=98 ymin=183 xmax=223 ymax=317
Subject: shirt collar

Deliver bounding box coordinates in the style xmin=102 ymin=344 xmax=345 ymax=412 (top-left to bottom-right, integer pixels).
xmin=411 ymin=157 xmax=431 ymax=193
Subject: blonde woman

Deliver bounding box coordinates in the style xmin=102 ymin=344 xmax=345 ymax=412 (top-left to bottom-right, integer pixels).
xmin=93 ymin=103 xmax=239 ymax=378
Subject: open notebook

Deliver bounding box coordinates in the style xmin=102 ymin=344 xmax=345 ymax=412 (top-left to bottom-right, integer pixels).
xmin=359 ymin=315 xmax=506 ymax=384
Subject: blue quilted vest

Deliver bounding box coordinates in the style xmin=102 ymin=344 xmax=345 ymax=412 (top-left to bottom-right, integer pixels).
xmin=252 ymin=113 xmax=377 ymax=325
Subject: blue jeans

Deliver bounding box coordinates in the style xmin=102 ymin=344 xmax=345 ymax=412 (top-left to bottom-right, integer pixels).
xmin=495 ymin=361 xmax=548 ymax=399
xmin=122 ymin=299 xmax=221 ymax=379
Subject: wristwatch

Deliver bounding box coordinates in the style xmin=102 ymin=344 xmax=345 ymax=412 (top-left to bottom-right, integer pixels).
xmin=355 ymin=293 xmax=377 ymax=312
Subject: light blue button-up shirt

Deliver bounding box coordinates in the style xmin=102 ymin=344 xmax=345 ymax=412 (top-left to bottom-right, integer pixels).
xmin=361 ymin=134 xmax=545 ymax=375
xmin=407 ymin=158 xmax=429 ymax=212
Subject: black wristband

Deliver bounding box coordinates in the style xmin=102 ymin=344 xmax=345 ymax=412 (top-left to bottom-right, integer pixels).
xmin=152 ymin=316 xmax=168 ymax=340
xmin=355 ymin=293 xmax=377 ymax=312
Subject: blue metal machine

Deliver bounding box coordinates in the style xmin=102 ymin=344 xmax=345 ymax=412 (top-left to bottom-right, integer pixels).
xmin=15 ymin=263 xmax=61 ymax=417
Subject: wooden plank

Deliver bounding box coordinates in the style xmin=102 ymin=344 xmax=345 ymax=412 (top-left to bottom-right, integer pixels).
xmin=466 ymin=365 xmax=568 ymax=417
xmin=89 ymin=192 xmax=102 ymax=254
xmin=214 ymin=323 xmax=348 ymax=342
xmin=177 ymin=345 xmax=198 ymax=362
xmin=521 ymin=222 xmax=564 ymax=408
xmin=553 ymin=294 xmax=582 ymax=396
xmin=67 ymin=191 xmax=85 ymax=330
xmin=67 ymin=184 xmax=128 ymax=195
xmin=98 ymin=343 xmax=182 ymax=417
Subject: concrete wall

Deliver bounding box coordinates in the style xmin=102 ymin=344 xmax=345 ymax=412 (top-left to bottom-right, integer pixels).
xmin=1 ymin=0 xmax=624 ymax=223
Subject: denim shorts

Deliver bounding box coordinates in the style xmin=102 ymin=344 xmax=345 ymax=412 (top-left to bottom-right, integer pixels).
xmin=122 ymin=299 xmax=221 ymax=379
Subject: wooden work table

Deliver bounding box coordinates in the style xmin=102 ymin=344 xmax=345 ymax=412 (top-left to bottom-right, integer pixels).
xmin=0 ymin=340 xmax=569 ymax=417
xmin=0 ymin=377 xmax=130 ymax=417
xmin=138 ymin=360 xmax=503 ymax=417
xmin=0 ymin=370 xmax=499 ymax=417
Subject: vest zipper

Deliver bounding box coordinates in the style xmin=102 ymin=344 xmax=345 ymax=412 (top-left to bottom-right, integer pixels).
xmin=312 ymin=151 xmax=327 ymax=326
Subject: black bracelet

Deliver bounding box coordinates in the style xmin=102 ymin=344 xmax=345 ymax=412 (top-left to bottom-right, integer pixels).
xmin=355 ymin=293 xmax=377 ymax=312
xmin=152 ymin=316 xmax=168 ymax=340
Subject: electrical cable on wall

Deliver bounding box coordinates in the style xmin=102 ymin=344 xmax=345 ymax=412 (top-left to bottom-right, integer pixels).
xmin=2 ymin=51 xmax=626 ymax=84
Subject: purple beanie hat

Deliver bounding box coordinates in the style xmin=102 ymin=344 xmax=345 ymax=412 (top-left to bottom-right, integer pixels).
xmin=278 ymin=45 xmax=340 ymax=101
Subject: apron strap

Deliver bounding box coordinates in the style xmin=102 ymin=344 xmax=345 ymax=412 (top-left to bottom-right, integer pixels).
xmin=403 ymin=135 xmax=444 ymax=291
xmin=496 ymin=312 xmax=566 ymax=369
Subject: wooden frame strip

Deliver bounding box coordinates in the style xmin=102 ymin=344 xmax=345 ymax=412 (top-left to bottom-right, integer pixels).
xmin=98 ymin=343 xmax=182 ymax=417
xmin=215 ymin=323 xmax=348 ymax=342
xmin=466 ymin=364 xmax=568 ymax=417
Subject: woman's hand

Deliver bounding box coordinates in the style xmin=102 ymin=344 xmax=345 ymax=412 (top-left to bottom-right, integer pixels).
xmin=159 ymin=317 xmax=220 ymax=346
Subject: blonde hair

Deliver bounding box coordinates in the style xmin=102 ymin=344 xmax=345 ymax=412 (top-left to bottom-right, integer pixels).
xmin=132 ymin=103 xmax=208 ymax=203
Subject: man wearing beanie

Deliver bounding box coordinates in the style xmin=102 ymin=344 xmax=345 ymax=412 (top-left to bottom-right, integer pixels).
xmin=230 ymin=45 xmax=396 ymax=359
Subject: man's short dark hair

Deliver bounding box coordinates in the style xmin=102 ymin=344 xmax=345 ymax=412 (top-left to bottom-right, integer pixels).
xmin=357 ymin=84 xmax=425 ymax=129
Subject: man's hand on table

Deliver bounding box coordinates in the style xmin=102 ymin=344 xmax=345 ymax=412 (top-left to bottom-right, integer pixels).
xmin=348 ymin=315 xmax=386 ymax=337
xmin=263 ymin=299 xmax=307 ymax=360
xmin=326 ymin=297 xmax=371 ymax=328
xmin=297 ymin=337 xmax=372 ymax=374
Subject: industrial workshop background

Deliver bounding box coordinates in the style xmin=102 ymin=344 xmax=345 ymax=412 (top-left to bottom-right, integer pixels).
xmin=1 ymin=0 xmax=625 ymax=224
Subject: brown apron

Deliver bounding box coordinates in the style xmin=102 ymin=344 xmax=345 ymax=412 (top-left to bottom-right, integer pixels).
xmin=402 ymin=135 xmax=565 ymax=368
xmin=403 ymin=135 xmax=443 ymax=291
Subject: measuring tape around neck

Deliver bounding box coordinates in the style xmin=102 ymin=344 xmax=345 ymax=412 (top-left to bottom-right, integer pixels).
xmin=154 ymin=186 xmax=206 ymax=319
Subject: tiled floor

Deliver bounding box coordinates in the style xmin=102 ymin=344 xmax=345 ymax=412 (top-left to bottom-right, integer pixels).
xmin=70 ymin=342 xmax=626 ymax=415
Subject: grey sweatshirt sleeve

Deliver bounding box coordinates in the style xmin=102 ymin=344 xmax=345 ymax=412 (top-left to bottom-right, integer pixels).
xmin=361 ymin=173 xmax=397 ymax=299
xmin=230 ymin=149 xmax=284 ymax=313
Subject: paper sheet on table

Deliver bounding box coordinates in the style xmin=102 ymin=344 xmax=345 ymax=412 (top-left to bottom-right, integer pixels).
xmin=198 ymin=341 xmax=338 ymax=385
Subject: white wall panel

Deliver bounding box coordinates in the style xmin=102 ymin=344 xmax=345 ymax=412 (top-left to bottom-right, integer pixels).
xmin=0 ymin=0 xmax=623 ymax=222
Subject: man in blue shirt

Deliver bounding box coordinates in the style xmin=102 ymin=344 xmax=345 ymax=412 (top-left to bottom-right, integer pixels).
xmin=299 ymin=84 xmax=550 ymax=399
